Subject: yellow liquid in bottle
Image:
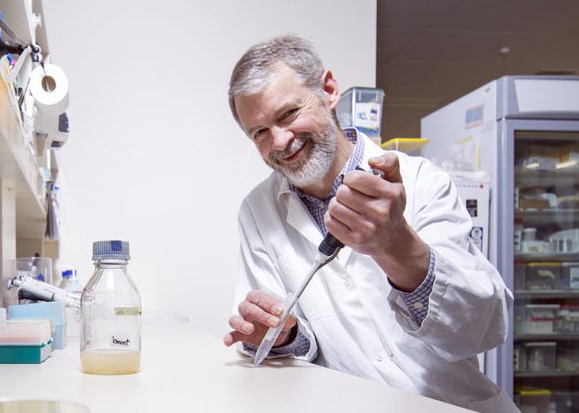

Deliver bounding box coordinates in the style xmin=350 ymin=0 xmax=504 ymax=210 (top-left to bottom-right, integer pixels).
xmin=81 ymin=349 xmax=141 ymax=375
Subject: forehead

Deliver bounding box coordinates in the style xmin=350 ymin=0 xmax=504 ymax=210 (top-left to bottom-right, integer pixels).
xmin=235 ymin=65 xmax=312 ymax=130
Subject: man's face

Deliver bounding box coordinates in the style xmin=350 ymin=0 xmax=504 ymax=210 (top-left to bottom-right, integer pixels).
xmin=234 ymin=65 xmax=337 ymax=188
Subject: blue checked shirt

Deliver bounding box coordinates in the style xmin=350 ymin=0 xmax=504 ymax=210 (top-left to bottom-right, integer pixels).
xmin=245 ymin=129 xmax=436 ymax=357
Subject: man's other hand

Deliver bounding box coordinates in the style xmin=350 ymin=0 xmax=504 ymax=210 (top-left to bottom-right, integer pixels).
xmin=223 ymin=290 xmax=297 ymax=348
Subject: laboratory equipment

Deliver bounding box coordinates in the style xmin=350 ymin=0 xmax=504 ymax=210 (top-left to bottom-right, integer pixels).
xmin=254 ymin=166 xmax=382 ymax=366
xmin=336 ymin=87 xmax=385 ymax=147
xmin=7 ymin=273 xmax=80 ymax=308
xmin=421 ymin=75 xmax=579 ymax=402
xmin=451 ymin=172 xmax=490 ymax=257
xmin=0 ymin=17 xmax=42 ymax=61
xmin=559 ymin=263 xmax=579 ymax=289
xmin=514 ymin=387 xmax=551 ymax=413
xmin=59 ymin=269 xmax=83 ymax=341
xmin=9 ymin=301 xmax=67 ymax=349
xmin=59 ymin=270 xmax=82 ymax=296
xmin=80 ymin=240 xmax=141 ymax=375
xmin=0 ymin=319 xmax=52 ymax=363
xmin=0 ymin=37 xmax=24 ymax=57
xmin=520 ymin=342 xmax=556 ymax=372
xmin=15 ymin=256 xmax=53 ymax=285
xmin=253 ymin=232 xmax=343 ymax=366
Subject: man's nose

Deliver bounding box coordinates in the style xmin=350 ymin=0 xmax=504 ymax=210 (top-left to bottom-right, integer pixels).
xmin=270 ymin=126 xmax=293 ymax=151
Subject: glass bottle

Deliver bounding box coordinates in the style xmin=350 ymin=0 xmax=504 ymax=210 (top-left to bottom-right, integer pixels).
xmin=80 ymin=240 xmax=141 ymax=374
xmin=60 ymin=269 xmax=83 ymax=342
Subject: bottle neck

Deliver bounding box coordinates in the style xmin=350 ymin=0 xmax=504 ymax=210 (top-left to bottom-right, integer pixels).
xmin=94 ymin=259 xmax=128 ymax=269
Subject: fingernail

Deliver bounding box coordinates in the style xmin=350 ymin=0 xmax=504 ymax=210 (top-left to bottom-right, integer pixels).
xmin=272 ymin=305 xmax=282 ymax=316
xmin=269 ymin=316 xmax=279 ymax=327
xmin=369 ymin=156 xmax=383 ymax=165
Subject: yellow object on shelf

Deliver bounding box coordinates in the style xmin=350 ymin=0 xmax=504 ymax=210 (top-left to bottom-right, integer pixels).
xmin=381 ymin=138 xmax=429 ymax=153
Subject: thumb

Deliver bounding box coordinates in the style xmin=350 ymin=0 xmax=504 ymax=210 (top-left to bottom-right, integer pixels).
xmin=368 ymin=153 xmax=402 ymax=183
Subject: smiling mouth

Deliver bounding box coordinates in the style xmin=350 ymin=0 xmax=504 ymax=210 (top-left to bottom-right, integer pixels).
xmin=283 ymin=140 xmax=307 ymax=162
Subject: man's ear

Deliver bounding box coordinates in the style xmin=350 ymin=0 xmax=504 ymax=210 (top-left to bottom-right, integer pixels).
xmin=321 ymin=70 xmax=340 ymax=110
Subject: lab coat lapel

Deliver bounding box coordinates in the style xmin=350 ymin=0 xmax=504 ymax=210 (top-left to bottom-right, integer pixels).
xmin=286 ymin=193 xmax=323 ymax=247
xmin=286 ymin=191 xmax=356 ymax=265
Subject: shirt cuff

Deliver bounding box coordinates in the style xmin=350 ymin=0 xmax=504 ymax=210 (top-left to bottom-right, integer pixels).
xmin=393 ymin=247 xmax=436 ymax=326
xmin=242 ymin=325 xmax=310 ymax=358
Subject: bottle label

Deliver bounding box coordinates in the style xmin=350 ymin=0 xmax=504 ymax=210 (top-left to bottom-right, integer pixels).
xmin=111 ymin=333 xmax=132 ymax=348
xmin=114 ymin=307 xmax=142 ymax=316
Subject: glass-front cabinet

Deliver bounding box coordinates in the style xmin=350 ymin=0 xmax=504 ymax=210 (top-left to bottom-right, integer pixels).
xmin=513 ymin=131 xmax=579 ymax=413
xmin=421 ymin=75 xmax=579 ymax=412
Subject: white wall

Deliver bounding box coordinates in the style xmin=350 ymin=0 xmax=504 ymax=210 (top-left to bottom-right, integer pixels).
xmin=42 ymin=0 xmax=377 ymax=336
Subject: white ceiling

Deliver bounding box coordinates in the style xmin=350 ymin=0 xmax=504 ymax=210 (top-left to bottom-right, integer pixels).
xmin=376 ymin=0 xmax=579 ymax=138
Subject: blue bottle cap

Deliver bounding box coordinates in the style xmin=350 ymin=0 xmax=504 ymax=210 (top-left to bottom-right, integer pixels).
xmin=62 ymin=270 xmax=73 ymax=277
xmin=93 ymin=240 xmax=130 ymax=260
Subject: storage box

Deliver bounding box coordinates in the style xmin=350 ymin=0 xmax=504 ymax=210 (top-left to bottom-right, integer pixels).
xmin=0 ymin=320 xmax=53 ymax=363
xmin=520 ymin=342 xmax=556 ymax=371
xmin=523 ymin=262 xmax=560 ymax=291
xmin=557 ymin=305 xmax=579 ymax=333
xmin=551 ymin=391 xmax=579 ymax=413
xmin=515 ymin=387 xmax=551 ymax=413
xmin=9 ymin=301 xmax=66 ymax=349
xmin=523 ymin=145 xmax=561 ymax=171
xmin=520 ymin=304 xmax=560 ymax=334
xmin=336 ymin=87 xmax=385 ymax=145
xmin=556 ymin=343 xmax=579 ymax=372
xmin=521 ymin=240 xmax=547 ymax=254
xmin=514 ymin=344 xmax=522 ymax=371
xmin=560 ymin=262 xmax=579 ymax=290
xmin=520 ymin=199 xmax=551 ymax=210
xmin=514 ymin=262 xmax=525 ymax=291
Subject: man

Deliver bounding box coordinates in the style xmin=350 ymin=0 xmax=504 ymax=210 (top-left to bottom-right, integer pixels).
xmin=223 ymin=35 xmax=519 ymax=413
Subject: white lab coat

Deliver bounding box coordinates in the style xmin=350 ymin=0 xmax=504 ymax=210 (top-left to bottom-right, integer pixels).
xmin=234 ymin=135 xmax=519 ymax=412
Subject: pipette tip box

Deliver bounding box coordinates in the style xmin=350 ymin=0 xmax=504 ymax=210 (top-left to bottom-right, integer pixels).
xmin=0 ymin=319 xmax=53 ymax=363
xmin=8 ymin=301 xmax=66 ymax=349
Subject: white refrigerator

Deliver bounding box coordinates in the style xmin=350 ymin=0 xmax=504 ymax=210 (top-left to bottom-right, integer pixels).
xmin=422 ymin=76 xmax=579 ymax=412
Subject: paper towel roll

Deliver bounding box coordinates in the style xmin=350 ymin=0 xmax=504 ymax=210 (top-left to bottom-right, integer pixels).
xmin=30 ymin=64 xmax=70 ymax=116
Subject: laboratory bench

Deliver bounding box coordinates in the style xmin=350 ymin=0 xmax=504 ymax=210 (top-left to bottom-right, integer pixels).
xmin=0 ymin=321 xmax=474 ymax=413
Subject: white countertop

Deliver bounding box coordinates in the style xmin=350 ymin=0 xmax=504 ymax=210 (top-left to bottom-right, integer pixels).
xmin=0 ymin=322 xmax=473 ymax=413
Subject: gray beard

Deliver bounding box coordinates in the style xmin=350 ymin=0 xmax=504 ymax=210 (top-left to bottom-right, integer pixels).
xmin=266 ymin=113 xmax=338 ymax=188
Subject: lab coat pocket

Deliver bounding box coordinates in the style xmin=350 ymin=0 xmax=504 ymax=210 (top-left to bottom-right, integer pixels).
xmin=467 ymin=388 xmax=521 ymax=413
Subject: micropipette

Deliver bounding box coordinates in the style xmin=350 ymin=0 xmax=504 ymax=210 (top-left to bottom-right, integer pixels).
xmin=7 ymin=274 xmax=81 ymax=308
xmin=253 ymin=232 xmax=344 ymax=366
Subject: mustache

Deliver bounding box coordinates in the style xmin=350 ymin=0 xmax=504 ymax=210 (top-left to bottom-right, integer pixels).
xmin=269 ymin=135 xmax=311 ymax=163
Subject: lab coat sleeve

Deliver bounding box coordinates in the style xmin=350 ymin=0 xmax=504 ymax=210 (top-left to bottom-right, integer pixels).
xmin=232 ymin=200 xmax=318 ymax=362
xmin=388 ymin=157 xmax=513 ymax=362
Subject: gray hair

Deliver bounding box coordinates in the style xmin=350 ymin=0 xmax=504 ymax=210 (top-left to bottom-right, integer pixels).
xmin=228 ymin=35 xmax=325 ymax=126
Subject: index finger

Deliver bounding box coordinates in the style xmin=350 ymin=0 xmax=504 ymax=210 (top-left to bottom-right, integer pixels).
xmin=245 ymin=290 xmax=284 ymax=317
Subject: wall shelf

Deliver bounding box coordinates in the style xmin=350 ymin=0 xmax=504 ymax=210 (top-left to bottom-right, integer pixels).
xmin=515 ymin=334 xmax=579 ymax=341
xmin=515 ymin=371 xmax=579 ymax=378
xmin=0 ymin=61 xmax=46 ymax=235
xmin=0 ymin=0 xmax=58 ymax=308
xmin=515 ymin=290 xmax=579 ymax=299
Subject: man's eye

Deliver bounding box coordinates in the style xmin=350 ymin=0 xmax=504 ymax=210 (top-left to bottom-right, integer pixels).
xmin=284 ymin=108 xmax=298 ymax=118
xmin=253 ymin=129 xmax=266 ymax=141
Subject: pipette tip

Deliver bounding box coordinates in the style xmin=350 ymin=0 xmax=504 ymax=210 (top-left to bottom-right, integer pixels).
xmin=253 ymin=351 xmax=266 ymax=366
